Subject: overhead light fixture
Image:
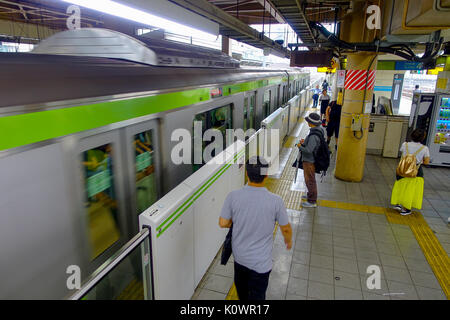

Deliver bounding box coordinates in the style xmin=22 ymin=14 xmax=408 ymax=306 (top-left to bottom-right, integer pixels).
xmin=61 ymin=0 xmax=217 ymax=39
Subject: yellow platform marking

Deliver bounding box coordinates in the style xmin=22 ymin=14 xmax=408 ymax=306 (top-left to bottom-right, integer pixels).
xmin=283 ymin=136 xmax=296 ymax=148
xmin=116 ymin=279 xmax=144 ymax=300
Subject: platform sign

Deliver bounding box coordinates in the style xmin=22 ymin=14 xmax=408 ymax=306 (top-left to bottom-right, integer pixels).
xmin=391 ymin=74 xmax=404 ymax=114
xmin=337 ymin=70 xmax=346 ymax=88
xmin=395 ymin=61 xmax=424 ymax=70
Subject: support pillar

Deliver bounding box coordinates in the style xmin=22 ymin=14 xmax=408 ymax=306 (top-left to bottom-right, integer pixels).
xmin=335 ymin=53 xmax=378 ymax=182
xmin=334 ymin=0 xmax=379 ymax=182
xmin=222 ymin=35 xmax=231 ymax=56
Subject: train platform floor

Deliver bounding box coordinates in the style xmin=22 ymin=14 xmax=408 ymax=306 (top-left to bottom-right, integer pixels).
xmin=191 ymin=108 xmax=450 ymax=301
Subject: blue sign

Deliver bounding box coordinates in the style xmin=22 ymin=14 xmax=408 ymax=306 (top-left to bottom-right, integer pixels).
xmin=395 ymin=61 xmax=424 ymax=70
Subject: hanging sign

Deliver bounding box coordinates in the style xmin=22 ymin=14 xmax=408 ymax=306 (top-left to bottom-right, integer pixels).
xmin=337 ymin=70 xmax=346 ymax=88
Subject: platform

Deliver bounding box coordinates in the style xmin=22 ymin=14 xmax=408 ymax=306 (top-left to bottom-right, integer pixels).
xmin=192 ymin=108 xmax=450 ymax=301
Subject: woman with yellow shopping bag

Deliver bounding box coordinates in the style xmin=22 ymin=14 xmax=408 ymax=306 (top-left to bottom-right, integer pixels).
xmin=391 ymin=129 xmax=430 ymax=216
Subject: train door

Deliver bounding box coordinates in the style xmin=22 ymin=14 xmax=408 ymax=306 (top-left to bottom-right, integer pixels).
xmin=124 ymin=119 xmax=161 ymax=235
xmin=78 ymin=130 xmax=128 ymax=268
xmin=193 ymin=104 xmax=233 ymax=172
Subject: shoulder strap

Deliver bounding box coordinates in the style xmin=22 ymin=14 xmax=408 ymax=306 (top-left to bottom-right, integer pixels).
xmin=309 ymin=130 xmax=325 ymax=142
xmin=413 ymin=145 xmax=425 ymax=157
xmin=405 ymin=142 xmax=409 ymax=155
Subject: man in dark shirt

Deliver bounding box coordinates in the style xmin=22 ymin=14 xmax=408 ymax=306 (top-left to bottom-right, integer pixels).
xmin=325 ymin=101 xmax=342 ymax=151
xmin=297 ymin=113 xmax=324 ymax=208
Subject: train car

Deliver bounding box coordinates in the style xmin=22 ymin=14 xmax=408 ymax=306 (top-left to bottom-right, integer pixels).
xmin=0 ymin=28 xmax=309 ymax=299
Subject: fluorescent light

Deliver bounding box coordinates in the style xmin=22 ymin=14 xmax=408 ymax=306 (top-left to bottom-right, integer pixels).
xmin=61 ymin=0 xmax=216 ymax=39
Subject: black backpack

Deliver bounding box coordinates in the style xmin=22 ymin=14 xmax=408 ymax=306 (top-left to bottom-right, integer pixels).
xmin=292 ymin=130 xmax=331 ymax=176
xmin=309 ymin=130 xmax=331 ymax=175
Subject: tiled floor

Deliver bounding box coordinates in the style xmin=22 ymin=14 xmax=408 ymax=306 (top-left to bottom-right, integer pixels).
xmin=192 ymin=108 xmax=450 ymax=301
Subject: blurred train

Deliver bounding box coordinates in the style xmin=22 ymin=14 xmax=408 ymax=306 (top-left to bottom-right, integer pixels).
xmin=0 ymin=28 xmax=310 ymax=299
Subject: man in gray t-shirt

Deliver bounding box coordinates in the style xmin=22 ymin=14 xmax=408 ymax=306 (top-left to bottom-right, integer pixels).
xmin=219 ymin=156 xmax=292 ymax=300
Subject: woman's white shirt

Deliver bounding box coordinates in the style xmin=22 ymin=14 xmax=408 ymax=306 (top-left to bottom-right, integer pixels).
xmin=319 ymin=93 xmax=330 ymax=101
xmin=400 ymin=142 xmax=430 ymax=164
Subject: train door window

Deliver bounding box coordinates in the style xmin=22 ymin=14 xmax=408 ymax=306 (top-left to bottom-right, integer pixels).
xmin=243 ymin=97 xmax=249 ymax=132
xmin=244 ymin=93 xmax=256 ymax=132
xmin=277 ymin=85 xmax=281 ymax=107
xmin=193 ymin=104 xmax=233 ymax=171
xmin=134 ymin=130 xmax=157 ymax=215
xmin=249 ymin=92 xmax=256 ymax=130
xmin=263 ymin=90 xmax=271 ymax=119
xmin=82 ymin=143 xmax=121 ymax=260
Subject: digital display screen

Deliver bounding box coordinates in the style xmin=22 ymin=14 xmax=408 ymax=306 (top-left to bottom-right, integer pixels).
xmin=210 ymin=87 xmax=223 ymax=98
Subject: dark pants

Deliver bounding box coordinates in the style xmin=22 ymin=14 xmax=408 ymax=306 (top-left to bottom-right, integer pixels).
xmin=303 ymin=161 xmax=317 ymax=203
xmin=312 ymin=95 xmax=319 ymax=108
xmin=320 ymin=100 xmax=329 ymax=115
xmin=234 ymin=262 xmax=271 ymax=300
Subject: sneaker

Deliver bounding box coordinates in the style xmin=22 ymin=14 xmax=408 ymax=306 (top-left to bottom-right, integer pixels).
xmin=393 ymin=205 xmax=402 ymax=212
xmin=400 ymin=209 xmax=412 ymax=216
xmin=302 ymin=201 xmax=317 ymax=208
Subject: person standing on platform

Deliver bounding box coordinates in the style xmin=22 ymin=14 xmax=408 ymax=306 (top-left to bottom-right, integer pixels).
xmin=297 ymin=113 xmax=324 ymax=208
xmin=311 ymin=85 xmax=321 ymax=108
xmin=219 ymin=156 xmax=292 ymax=300
xmin=322 ymin=79 xmax=329 ymax=91
xmin=391 ymin=129 xmax=430 ymax=216
xmin=319 ymin=89 xmax=330 ymax=123
xmin=325 ymin=101 xmax=342 ymax=151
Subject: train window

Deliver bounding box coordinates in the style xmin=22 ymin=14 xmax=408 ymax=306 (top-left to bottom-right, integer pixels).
xmin=244 ymin=93 xmax=256 ymax=133
xmin=249 ymin=93 xmax=255 ymax=130
xmin=134 ymin=130 xmax=157 ymax=215
xmin=263 ymin=89 xmax=271 ymax=118
xmin=277 ymin=85 xmax=281 ymax=107
xmin=243 ymin=97 xmax=249 ymax=132
xmin=193 ymin=104 xmax=233 ymax=171
xmin=83 ymin=143 xmax=121 ymax=260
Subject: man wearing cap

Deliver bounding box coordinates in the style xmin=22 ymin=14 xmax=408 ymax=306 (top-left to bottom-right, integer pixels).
xmin=297 ymin=113 xmax=324 ymax=208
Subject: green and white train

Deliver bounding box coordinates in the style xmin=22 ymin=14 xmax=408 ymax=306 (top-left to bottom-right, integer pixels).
xmin=0 ymin=28 xmax=310 ymax=299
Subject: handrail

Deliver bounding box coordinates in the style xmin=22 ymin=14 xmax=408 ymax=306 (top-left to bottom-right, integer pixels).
xmin=67 ymin=227 xmax=150 ymax=300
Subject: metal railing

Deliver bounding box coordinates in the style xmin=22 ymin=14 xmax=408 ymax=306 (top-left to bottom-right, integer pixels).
xmin=68 ymin=227 xmax=153 ymax=300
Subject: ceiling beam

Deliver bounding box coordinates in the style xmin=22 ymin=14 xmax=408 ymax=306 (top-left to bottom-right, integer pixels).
xmin=169 ymin=0 xmax=290 ymax=57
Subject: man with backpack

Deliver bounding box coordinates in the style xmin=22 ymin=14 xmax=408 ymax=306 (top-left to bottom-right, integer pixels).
xmin=296 ymin=113 xmax=330 ymax=208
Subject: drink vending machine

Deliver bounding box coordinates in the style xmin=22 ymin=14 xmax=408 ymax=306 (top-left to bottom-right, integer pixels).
xmin=409 ymin=92 xmax=450 ymax=166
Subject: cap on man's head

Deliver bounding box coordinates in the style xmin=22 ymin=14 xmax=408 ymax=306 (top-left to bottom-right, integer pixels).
xmin=305 ymin=113 xmax=322 ymax=126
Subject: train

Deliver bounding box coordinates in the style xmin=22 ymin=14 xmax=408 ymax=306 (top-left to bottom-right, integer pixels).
xmin=0 ymin=28 xmax=310 ymax=299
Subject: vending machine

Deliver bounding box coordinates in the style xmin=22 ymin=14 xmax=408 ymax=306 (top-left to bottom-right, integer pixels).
xmin=408 ymin=92 xmax=450 ymax=166
xmin=428 ymin=94 xmax=450 ymax=166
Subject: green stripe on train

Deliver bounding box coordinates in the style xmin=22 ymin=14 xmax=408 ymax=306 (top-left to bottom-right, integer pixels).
xmin=0 ymin=77 xmax=288 ymax=151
